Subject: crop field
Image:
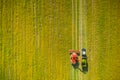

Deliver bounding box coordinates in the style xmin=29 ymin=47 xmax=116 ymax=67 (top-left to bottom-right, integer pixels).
xmin=0 ymin=0 xmax=120 ymax=80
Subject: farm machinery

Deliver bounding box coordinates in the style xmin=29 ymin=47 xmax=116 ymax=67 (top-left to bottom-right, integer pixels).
xmin=81 ymin=48 xmax=88 ymax=73
xmin=69 ymin=48 xmax=88 ymax=73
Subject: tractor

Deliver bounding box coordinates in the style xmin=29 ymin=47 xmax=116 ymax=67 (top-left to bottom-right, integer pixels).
xmin=81 ymin=48 xmax=88 ymax=73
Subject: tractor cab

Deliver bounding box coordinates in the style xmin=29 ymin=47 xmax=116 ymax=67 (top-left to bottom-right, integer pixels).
xmin=81 ymin=48 xmax=88 ymax=73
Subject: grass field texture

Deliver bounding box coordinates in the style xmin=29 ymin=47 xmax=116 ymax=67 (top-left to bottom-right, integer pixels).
xmin=0 ymin=0 xmax=120 ymax=80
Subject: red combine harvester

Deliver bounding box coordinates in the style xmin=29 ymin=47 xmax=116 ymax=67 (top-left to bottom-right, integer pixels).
xmin=69 ymin=50 xmax=80 ymax=69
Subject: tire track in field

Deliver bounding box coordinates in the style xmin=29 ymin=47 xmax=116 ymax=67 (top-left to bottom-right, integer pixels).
xmin=71 ymin=0 xmax=75 ymax=80
xmin=72 ymin=0 xmax=74 ymax=50
xmin=75 ymin=0 xmax=78 ymax=80
xmin=71 ymin=0 xmax=85 ymax=80
xmin=72 ymin=0 xmax=79 ymax=80
xmin=79 ymin=0 xmax=82 ymax=80
xmin=72 ymin=0 xmax=86 ymax=80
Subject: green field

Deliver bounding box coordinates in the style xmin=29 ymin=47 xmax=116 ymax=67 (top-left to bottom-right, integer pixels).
xmin=0 ymin=0 xmax=120 ymax=80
